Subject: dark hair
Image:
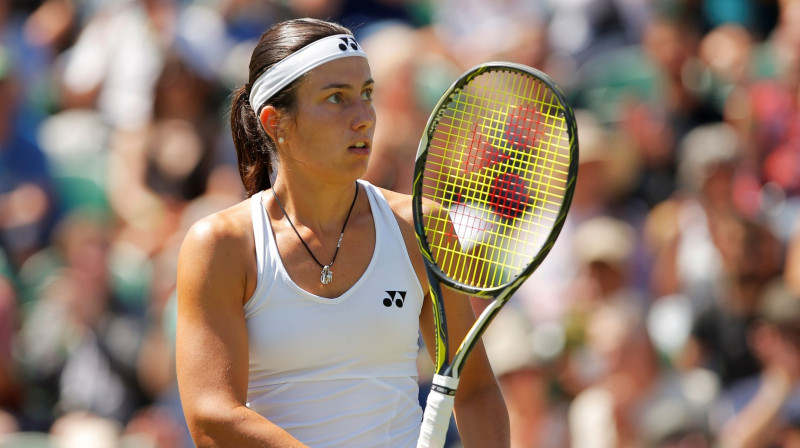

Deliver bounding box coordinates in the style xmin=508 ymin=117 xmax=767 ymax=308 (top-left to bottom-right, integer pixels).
xmin=230 ymin=18 xmax=353 ymax=196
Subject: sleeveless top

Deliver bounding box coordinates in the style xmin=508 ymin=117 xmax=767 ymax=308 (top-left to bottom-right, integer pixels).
xmin=245 ymin=180 xmax=425 ymax=448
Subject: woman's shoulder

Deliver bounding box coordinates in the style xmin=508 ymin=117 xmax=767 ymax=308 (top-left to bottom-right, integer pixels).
xmin=180 ymin=196 xmax=256 ymax=255
xmin=367 ymin=184 xmax=452 ymax=229
xmin=176 ymin=196 xmax=258 ymax=308
xmin=369 ymin=184 xmax=413 ymax=225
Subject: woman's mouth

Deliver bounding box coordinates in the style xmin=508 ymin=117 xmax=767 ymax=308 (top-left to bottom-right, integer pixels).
xmin=350 ymin=141 xmax=371 ymax=155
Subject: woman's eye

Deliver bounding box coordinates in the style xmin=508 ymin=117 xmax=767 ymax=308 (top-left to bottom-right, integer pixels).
xmin=327 ymin=93 xmax=344 ymax=104
xmin=361 ymin=88 xmax=373 ymax=101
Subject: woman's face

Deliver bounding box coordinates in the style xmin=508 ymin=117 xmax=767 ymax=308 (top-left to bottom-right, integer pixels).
xmin=280 ymin=56 xmax=376 ymax=183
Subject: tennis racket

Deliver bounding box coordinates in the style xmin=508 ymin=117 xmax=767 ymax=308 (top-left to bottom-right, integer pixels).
xmin=413 ymin=62 xmax=578 ymax=448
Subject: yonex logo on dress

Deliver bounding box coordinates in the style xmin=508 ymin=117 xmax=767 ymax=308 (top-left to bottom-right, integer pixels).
xmin=383 ymin=291 xmax=406 ymax=308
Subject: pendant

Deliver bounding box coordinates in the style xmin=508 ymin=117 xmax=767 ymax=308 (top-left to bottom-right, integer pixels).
xmin=320 ymin=265 xmax=333 ymax=285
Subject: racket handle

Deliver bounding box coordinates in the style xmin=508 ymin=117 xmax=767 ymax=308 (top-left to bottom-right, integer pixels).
xmin=417 ymin=374 xmax=459 ymax=448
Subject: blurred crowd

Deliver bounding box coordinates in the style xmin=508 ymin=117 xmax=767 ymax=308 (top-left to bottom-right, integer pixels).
xmin=1 ymin=0 xmax=800 ymax=447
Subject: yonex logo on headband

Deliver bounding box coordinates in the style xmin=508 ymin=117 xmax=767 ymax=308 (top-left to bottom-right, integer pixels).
xmin=339 ymin=36 xmax=358 ymax=51
xmin=249 ymin=34 xmax=367 ymax=115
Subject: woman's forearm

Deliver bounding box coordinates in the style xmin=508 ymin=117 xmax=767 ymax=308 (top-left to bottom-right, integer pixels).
xmin=453 ymin=385 xmax=511 ymax=448
xmin=187 ymin=404 xmax=310 ymax=448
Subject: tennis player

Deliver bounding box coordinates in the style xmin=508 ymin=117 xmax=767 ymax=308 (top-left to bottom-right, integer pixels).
xmin=175 ymin=18 xmax=509 ymax=448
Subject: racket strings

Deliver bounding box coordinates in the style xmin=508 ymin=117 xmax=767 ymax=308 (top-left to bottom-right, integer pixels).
xmin=422 ymin=69 xmax=572 ymax=289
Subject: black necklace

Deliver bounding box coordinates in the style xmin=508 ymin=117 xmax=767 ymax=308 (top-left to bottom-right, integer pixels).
xmin=271 ymin=183 xmax=359 ymax=285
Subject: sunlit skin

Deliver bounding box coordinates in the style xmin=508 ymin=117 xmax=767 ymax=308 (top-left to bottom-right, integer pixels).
xmin=257 ymin=57 xmax=378 ymax=298
xmin=261 ymin=57 xmax=376 ymax=190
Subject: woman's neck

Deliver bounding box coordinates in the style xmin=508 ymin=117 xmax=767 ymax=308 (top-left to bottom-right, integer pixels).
xmin=270 ymin=176 xmax=360 ymax=234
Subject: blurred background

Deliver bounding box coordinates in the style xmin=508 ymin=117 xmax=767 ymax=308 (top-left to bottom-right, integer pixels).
xmin=1 ymin=0 xmax=800 ymax=447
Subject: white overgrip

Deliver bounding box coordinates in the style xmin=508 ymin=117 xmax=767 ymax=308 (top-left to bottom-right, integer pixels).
xmin=416 ymin=374 xmax=460 ymax=448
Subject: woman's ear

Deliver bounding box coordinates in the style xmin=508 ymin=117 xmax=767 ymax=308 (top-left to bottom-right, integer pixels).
xmin=259 ymin=105 xmax=282 ymax=142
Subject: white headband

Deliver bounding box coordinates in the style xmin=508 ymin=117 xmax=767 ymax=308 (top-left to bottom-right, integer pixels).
xmin=249 ymin=34 xmax=367 ymax=112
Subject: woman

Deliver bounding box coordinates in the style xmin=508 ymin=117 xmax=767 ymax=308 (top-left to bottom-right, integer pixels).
xmin=175 ymin=18 xmax=509 ymax=448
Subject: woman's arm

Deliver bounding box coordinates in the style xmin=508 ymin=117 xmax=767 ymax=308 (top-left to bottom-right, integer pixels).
xmin=383 ymin=188 xmax=510 ymax=447
xmin=175 ymin=207 xmax=310 ymax=448
xmin=418 ymin=289 xmax=511 ymax=448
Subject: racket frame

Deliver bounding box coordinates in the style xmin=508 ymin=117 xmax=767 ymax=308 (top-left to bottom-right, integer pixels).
xmin=412 ymin=61 xmax=579 ymax=379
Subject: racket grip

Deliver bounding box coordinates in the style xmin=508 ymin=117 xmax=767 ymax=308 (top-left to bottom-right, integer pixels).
xmin=416 ymin=374 xmax=459 ymax=448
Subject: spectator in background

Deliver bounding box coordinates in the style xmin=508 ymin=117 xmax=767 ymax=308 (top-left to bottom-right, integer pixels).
xmin=642 ymin=122 xmax=783 ymax=390
xmin=569 ymin=216 xmax=642 ymax=312
xmin=35 ymin=39 xmax=113 ymax=218
xmin=730 ymin=0 xmax=800 ymax=223
xmin=0 ymin=44 xmax=58 ymax=272
xmin=574 ymin=10 xmax=727 ymax=208
xmin=567 ymin=300 xmax=656 ymax=448
xmin=360 ymin=22 xmax=442 ymax=194
xmin=645 ymin=122 xmax=744 ymax=311
xmin=106 ymin=49 xmax=218 ymax=256
xmin=15 ymin=211 xmax=150 ymax=431
xmin=483 ymin=305 xmax=569 ymax=448
xmin=561 ymin=213 xmax=717 ymax=448
xmin=59 ymin=0 xmax=173 ymax=132
xmin=715 ymin=279 xmax=800 ymax=448
xmin=429 ymin=0 xmax=550 ymax=72
xmin=681 ymin=213 xmax=782 ymax=391
xmin=698 ymin=23 xmax=755 ymax=96
xmin=547 ymin=0 xmax=650 ymax=66
xmin=568 ymin=298 xmax=718 ymax=448
xmin=560 ymin=216 xmax=642 ymax=395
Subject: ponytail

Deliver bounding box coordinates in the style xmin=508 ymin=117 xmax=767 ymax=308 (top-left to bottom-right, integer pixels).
xmin=230 ymin=85 xmax=273 ymax=197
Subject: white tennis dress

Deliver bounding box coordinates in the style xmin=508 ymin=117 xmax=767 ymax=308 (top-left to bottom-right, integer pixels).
xmin=245 ymin=180 xmax=425 ymax=448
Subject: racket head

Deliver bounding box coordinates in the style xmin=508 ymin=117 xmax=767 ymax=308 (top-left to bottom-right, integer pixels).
xmin=412 ymin=62 xmax=578 ymax=297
